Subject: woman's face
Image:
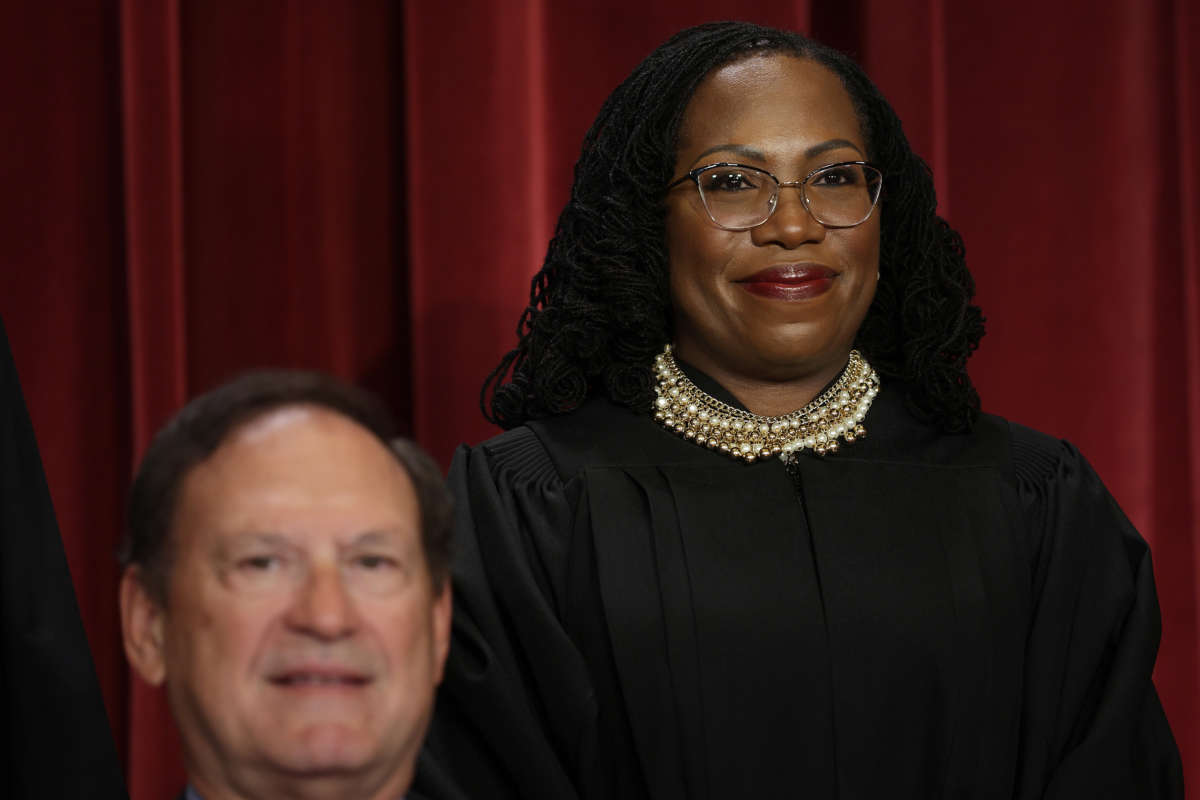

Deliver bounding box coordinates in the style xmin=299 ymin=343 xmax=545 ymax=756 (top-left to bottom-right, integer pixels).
xmin=666 ymin=55 xmax=880 ymax=386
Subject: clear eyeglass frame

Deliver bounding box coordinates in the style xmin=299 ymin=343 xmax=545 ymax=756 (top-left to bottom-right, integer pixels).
xmin=667 ymin=160 xmax=884 ymax=231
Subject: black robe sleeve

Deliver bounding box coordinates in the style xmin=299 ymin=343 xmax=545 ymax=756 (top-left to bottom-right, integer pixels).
xmin=0 ymin=318 xmax=128 ymax=798
xmin=415 ymin=428 xmax=591 ymax=800
xmin=1010 ymin=424 xmax=1183 ymax=798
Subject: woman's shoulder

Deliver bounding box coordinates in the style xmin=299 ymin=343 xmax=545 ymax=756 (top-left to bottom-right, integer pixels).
xmin=981 ymin=413 xmax=1106 ymax=496
xmin=979 ymin=413 xmax=1143 ymax=568
xmin=454 ymin=397 xmax=634 ymax=483
xmin=455 ymin=424 xmax=562 ymax=489
xmin=464 ymin=394 xmax=711 ymax=486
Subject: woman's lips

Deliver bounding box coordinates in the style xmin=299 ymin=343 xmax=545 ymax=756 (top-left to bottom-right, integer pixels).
xmin=737 ymin=265 xmax=837 ymax=300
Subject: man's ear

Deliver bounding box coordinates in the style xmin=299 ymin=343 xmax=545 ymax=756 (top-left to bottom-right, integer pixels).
xmin=431 ymin=583 xmax=452 ymax=685
xmin=119 ymin=567 xmax=168 ymax=686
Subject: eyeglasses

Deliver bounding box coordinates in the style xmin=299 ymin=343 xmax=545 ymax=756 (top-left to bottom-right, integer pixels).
xmin=667 ymin=161 xmax=883 ymax=231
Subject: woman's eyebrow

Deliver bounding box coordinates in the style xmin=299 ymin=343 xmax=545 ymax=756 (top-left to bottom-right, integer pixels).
xmin=692 ymin=138 xmax=863 ymax=165
xmin=693 ymin=143 xmax=767 ymax=163
xmin=805 ymin=138 xmax=863 ymax=158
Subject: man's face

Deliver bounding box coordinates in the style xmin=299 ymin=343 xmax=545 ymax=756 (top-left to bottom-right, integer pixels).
xmin=123 ymin=406 xmax=450 ymax=794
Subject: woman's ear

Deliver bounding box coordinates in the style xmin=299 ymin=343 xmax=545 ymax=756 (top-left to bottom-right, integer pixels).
xmin=119 ymin=567 xmax=167 ymax=686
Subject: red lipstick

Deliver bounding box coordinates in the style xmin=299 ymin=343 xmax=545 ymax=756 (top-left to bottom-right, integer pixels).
xmin=738 ymin=265 xmax=837 ymax=301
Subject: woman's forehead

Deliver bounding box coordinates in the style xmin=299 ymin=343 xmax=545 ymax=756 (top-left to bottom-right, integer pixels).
xmin=676 ymin=55 xmax=864 ymax=163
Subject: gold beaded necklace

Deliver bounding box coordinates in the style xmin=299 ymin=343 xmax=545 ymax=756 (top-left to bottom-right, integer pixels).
xmin=652 ymin=344 xmax=880 ymax=463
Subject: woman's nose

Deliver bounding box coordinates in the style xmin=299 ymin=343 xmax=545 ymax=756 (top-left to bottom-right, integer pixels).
xmin=750 ymin=186 xmax=827 ymax=248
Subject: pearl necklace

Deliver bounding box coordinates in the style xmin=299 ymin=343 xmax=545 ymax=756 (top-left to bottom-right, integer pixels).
xmin=652 ymin=344 xmax=880 ymax=463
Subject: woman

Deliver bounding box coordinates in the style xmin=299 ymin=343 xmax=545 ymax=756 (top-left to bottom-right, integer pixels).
xmin=414 ymin=22 xmax=1182 ymax=800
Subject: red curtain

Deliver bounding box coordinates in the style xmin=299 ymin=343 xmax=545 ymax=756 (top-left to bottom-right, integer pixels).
xmin=1 ymin=1 xmax=1195 ymax=796
xmin=2 ymin=2 xmax=403 ymax=796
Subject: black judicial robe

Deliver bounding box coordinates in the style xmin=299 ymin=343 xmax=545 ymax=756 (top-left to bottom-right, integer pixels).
xmin=415 ymin=373 xmax=1183 ymax=799
xmin=0 ymin=319 xmax=128 ymax=797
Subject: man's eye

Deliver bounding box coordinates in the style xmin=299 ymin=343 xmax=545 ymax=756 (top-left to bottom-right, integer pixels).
xmin=354 ymin=554 xmax=397 ymax=570
xmin=238 ymin=555 xmax=279 ymax=571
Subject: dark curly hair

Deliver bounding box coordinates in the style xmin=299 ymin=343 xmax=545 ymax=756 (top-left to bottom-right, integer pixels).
xmin=483 ymin=21 xmax=984 ymax=432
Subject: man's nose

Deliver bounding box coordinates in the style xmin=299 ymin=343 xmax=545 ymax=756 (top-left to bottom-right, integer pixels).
xmin=285 ymin=563 xmax=358 ymax=640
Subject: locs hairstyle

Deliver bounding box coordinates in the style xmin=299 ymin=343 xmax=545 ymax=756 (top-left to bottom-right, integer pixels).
xmin=483 ymin=20 xmax=984 ymax=432
xmin=121 ymin=370 xmax=453 ymax=603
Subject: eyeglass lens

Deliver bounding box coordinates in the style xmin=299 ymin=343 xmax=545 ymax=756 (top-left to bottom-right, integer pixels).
xmin=696 ymin=163 xmax=881 ymax=230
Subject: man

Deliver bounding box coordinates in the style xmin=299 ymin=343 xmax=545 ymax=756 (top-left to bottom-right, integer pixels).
xmin=119 ymin=371 xmax=452 ymax=800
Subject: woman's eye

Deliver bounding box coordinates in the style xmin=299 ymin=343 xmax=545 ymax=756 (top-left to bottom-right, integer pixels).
xmin=704 ymin=171 xmax=756 ymax=192
xmin=813 ymin=167 xmax=858 ymax=187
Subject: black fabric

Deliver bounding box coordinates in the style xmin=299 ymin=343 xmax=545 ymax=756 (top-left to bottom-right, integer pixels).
xmin=414 ymin=373 xmax=1183 ymax=799
xmin=0 ymin=318 xmax=128 ymax=798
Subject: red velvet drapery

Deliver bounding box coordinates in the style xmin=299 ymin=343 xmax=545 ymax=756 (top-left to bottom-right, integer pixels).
xmin=1 ymin=1 xmax=1196 ymax=797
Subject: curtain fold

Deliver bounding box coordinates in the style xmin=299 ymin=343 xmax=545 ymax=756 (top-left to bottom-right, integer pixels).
xmin=404 ymin=0 xmax=554 ymax=463
xmin=1164 ymin=0 xmax=1200 ymax=765
xmin=0 ymin=2 xmax=1195 ymax=796
xmin=854 ymin=0 xmax=951 ymax=211
xmin=118 ymin=0 xmax=190 ymax=792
